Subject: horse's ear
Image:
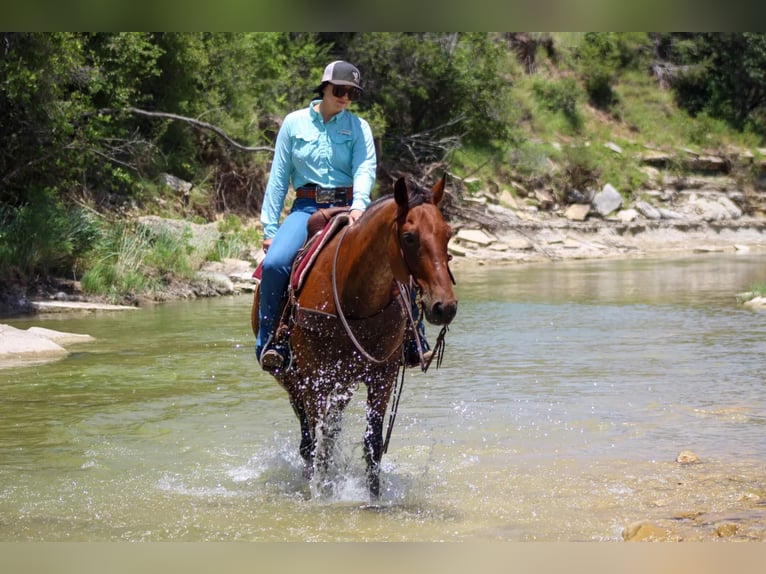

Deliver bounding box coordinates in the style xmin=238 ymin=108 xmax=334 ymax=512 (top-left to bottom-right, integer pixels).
xmin=431 ymin=174 xmax=446 ymax=205
xmin=394 ymin=177 xmax=409 ymax=208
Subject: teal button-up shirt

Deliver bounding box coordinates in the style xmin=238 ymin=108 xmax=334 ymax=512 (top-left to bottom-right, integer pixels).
xmin=260 ymin=100 xmax=377 ymax=239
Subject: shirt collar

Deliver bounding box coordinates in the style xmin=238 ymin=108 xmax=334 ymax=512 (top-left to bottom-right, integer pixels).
xmin=309 ymin=99 xmax=346 ymax=124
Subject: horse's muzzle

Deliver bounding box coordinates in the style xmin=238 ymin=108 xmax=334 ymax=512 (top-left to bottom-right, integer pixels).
xmin=424 ymin=298 xmax=458 ymax=326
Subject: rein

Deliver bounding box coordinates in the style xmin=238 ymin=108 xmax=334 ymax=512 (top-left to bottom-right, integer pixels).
xmin=331 ymin=226 xmax=404 ymax=364
xmin=330 ymin=207 xmax=454 ymax=455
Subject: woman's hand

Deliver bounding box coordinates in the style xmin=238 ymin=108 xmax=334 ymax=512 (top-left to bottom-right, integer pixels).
xmin=262 ymin=238 xmax=273 ymax=253
xmin=348 ymin=209 xmax=363 ymax=225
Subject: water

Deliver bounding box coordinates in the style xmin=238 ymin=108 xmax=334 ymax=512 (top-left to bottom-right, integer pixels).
xmin=1 ymin=253 xmax=765 ymax=541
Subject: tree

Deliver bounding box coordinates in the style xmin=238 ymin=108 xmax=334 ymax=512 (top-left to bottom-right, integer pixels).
xmin=658 ymin=33 xmax=766 ymax=137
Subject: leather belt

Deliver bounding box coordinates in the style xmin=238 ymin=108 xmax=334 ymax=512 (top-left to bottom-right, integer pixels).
xmin=295 ymin=184 xmax=353 ymax=205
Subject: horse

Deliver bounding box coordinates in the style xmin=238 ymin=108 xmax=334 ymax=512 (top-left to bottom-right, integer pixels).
xmin=251 ymin=175 xmax=458 ymax=499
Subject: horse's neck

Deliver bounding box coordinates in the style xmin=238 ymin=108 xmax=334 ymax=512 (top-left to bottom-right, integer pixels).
xmin=338 ymin=204 xmax=398 ymax=316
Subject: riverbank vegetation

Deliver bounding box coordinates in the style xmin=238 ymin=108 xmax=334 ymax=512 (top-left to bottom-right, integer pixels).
xmin=2 ymin=32 xmax=766 ymax=305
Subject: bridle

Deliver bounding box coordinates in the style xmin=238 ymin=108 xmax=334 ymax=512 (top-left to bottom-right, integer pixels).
xmin=330 ymin=205 xmax=454 ymax=369
xmin=330 ymin=199 xmax=456 ymax=455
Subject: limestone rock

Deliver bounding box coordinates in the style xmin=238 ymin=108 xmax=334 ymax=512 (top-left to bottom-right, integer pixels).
xmin=676 ymin=450 xmax=699 ymax=464
xmin=455 ymin=229 xmax=495 ymax=246
xmin=565 ymin=203 xmax=591 ymax=221
xmin=591 ymin=183 xmax=623 ymax=217
xmin=635 ymin=200 xmax=661 ymax=220
xmin=622 ymin=521 xmax=677 ymax=542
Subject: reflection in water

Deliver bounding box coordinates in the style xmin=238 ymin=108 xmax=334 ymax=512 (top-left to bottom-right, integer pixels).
xmin=1 ymin=254 xmax=765 ymax=541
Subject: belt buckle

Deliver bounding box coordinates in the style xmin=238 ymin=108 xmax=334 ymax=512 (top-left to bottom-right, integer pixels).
xmin=315 ymin=187 xmax=336 ymax=204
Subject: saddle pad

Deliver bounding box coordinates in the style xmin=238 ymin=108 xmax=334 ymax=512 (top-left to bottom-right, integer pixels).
xmin=290 ymin=213 xmax=350 ymax=293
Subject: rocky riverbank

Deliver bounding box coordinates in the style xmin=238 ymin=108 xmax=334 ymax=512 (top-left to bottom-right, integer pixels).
xmin=3 ymin=147 xmax=766 ymax=362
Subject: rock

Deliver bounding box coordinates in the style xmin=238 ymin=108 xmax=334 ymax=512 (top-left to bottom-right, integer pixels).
xmin=657 ymin=207 xmax=685 ymax=220
xmin=591 ymin=183 xmax=623 ymax=217
xmin=534 ymin=189 xmax=556 ymax=210
xmin=0 ymin=324 xmax=95 ymax=367
xmin=684 ymin=193 xmax=741 ymax=221
xmin=714 ymin=522 xmax=739 ymax=538
xmin=566 ymin=189 xmax=589 ymax=204
xmin=622 ymin=521 xmax=677 ymax=542
xmin=160 ymin=173 xmax=193 ymax=194
xmin=455 ymin=229 xmax=495 ymax=246
xmin=137 ymin=216 xmax=220 ymax=268
xmin=448 ymin=240 xmax=469 ymax=257
xmin=716 ymin=195 xmax=743 ymax=219
xmin=616 ymin=208 xmax=639 ymax=222
xmin=743 ymin=296 xmax=766 ymax=310
xmin=565 ymin=203 xmax=591 ymax=221
xmin=604 ymin=141 xmax=623 ymax=154
xmin=194 ymin=271 xmax=235 ymax=295
xmin=635 ymin=200 xmax=661 ymax=220
xmin=641 ymin=150 xmax=673 ymax=167
xmin=25 ymin=327 xmax=95 ymax=345
xmin=505 ymin=238 xmax=534 ymax=250
xmin=676 ymin=450 xmax=699 ymax=464
xmin=31 ymin=301 xmax=139 ymax=314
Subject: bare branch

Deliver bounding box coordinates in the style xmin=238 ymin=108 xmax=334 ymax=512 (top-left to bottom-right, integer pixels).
xmin=97 ymin=107 xmax=274 ymax=154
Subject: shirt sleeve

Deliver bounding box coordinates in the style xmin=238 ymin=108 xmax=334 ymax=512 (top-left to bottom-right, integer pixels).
xmin=350 ymin=116 xmax=377 ymax=212
xmin=260 ymin=115 xmax=294 ymax=239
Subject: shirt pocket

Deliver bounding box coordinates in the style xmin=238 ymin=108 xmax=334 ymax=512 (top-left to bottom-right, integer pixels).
xmin=329 ymin=130 xmax=353 ymax=166
xmin=292 ymin=131 xmax=320 ymax=166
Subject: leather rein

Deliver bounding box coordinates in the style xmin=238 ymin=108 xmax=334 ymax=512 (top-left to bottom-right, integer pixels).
xmin=330 ymin=215 xmax=453 ymax=371
xmin=329 ymin=210 xmax=455 ymax=455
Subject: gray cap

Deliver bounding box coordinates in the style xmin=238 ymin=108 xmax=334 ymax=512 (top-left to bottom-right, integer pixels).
xmin=317 ymin=60 xmax=362 ymax=90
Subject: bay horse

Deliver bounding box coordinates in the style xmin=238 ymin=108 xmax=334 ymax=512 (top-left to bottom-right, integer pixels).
xmin=251 ymin=175 xmax=458 ymax=499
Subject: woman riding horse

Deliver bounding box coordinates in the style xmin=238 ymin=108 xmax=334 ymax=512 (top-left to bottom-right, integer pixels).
xmin=252 ymin=175 xmax=457 ymax=498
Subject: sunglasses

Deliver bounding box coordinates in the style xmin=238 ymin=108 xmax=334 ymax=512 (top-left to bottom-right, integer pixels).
xmin=331 ymin=84 xmax=362 ymax=101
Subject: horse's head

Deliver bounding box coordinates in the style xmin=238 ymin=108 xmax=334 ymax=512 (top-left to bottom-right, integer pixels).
xmin=392 ymin=175 xmax=458 ymax=326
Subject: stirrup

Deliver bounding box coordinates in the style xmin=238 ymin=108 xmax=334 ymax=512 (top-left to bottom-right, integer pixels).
xmin=260 ymin=348 xmax=286 ymax=372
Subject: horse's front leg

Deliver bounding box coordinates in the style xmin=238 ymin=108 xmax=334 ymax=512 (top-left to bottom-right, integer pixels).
xmin=311 ymin=385 xmax=351 ymax=498
xmin=364 ymin=369 xmax=396 ymax=499
xmin=288 ymin=396 xmax=314 ymax=480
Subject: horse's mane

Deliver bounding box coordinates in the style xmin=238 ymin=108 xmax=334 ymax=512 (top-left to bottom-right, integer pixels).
xmin=362 ymin=178 xmax=431 ymax=221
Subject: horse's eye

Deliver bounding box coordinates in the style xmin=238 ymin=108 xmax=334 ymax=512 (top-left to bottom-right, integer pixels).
xmin=402 ymin=232 xmax=418 ymax=247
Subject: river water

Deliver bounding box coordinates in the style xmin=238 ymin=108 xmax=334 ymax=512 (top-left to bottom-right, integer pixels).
xmin=1 ymin=253 xmax=765 ymax=541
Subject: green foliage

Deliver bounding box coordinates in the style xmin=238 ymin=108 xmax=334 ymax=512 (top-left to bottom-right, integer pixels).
xmin=659 ymin=33 xmax=766 ymax=137
xmin=532 ymin=76 xmax=584 ymax=133
xmin=346 ymin=32 xmax=515 ymax=162
xmin=552 ymin=143 xmax=648 ymax=200
xmin=3 ymin=32 xmax=766 ymax=300
xmin=579 ymin=33 xmax=621 ymax=110
xmin=0 ymin=188 xmax=98 ymax=278
xmin=209 ymin=214 xmax=261 ymax=261
xmin=80 ymin=222 xmax=197 ymax=301
xmin=80 ymin=223 xmax=152 ymax=298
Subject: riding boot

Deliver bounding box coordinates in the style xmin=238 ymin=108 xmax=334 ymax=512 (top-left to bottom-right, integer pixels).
xmin=403 ymin=318 xmax=432 ymax=368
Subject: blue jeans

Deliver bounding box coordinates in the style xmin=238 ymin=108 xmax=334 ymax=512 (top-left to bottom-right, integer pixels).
xmin=256 ymin=199 xmax=319 ymax=359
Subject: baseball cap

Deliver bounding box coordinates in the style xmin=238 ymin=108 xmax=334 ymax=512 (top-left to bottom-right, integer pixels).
xmin=317 ymin=60 xmax=363 ymax=91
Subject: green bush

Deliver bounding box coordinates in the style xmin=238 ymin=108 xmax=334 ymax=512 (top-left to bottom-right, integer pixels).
xmin=532 ymin=76 xmax=583 ymax=132
xmin=80 ymin=221 xmax=197 ymax=301
xmin=208 ymin=214 xmax=261 ymax=262
xmin=0 ymin=188 xmax=98 ymax=278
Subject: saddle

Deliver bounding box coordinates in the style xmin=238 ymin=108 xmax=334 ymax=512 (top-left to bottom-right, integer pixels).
xmin=290 ymin=207 xmax=350 ymax=293
xmin=253 ymin=207 xmax=350 ymax=344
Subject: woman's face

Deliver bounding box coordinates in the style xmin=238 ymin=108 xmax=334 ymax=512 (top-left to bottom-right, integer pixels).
xmin=321 ymin=82 xmax=360 ymax=114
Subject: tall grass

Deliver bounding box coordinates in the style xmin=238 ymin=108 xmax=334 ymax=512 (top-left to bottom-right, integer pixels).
xmin=0 ymin=188 xmax=98 ymax=282
xmin=81 ymin=222 xmax=197 ymax=302
xmin=208 ymin=214 xmax=261 ymax=262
